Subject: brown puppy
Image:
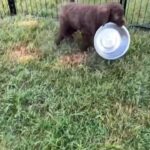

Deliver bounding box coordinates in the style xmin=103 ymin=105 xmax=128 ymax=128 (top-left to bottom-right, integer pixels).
xmin=56 ymin=2 xmax=125 ymax=50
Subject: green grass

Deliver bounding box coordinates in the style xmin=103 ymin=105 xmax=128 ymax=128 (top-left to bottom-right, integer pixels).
xmin=0 ymin=15 xmax=150 ymax=150
xmin=0 ymin=0 xmax=60 ymax=17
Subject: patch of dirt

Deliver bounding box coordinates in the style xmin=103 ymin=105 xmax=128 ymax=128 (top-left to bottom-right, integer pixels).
xmin=18 ymin=20 xmax=38 ymax=28
xmin=59 ymin=52 xmax=88 ymax=66
xmin=8 ymin=44 xmax=40 ymax=64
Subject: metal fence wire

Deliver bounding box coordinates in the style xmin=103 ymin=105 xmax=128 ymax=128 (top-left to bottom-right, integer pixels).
xmin=0 ymin=0 xmax=150 ymax=28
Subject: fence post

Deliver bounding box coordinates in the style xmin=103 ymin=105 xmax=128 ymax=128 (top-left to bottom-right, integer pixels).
xmin=120 ymin=0 xmax=127 ymax=15
xmin=7 ymin=0 xmax=17 ymax=15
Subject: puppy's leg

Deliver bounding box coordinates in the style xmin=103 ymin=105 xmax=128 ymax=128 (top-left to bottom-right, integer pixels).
xmin=81 ymin=32 xmax=92 ymax=51
xmin=66 ymin=28 xmax=76 ymax=40
xmin=56 ymin=27 xmax=76 ymax=45
xmin=55 ymin=17 xmax=69 ymax=45
xmin=55 ymin=25 xmax=65 ymax=45
xmin=80 ymin=25 xmax=96 ymax=50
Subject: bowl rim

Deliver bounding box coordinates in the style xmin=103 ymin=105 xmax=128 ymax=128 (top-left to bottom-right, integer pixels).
xmin=94 ymin=22 xmax=131 ymax=60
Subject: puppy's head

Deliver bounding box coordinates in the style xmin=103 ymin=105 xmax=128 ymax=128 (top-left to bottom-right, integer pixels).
xmin=109 ymin=3 xmax=125 ymax=26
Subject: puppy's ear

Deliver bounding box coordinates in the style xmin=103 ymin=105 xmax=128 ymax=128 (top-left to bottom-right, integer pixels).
xmin=109 ymin=4 xmax=124 ymax=21
xmin=108 ymin=5 xmax=114 ymax=21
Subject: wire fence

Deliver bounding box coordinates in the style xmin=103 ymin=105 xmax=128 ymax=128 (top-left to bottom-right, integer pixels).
xmin=0 ymin=0 xmax=150 ymax=28
xmin=126 ymin=0 xmax=150 ymax=28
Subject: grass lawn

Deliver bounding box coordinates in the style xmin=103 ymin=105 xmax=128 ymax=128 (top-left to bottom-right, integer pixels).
xmin=0 ymin=15 xmax=150 ymax=150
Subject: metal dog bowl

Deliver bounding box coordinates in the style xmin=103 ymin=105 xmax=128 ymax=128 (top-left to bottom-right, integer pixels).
xmin=94 ymin=22 xmax=130 ymax=60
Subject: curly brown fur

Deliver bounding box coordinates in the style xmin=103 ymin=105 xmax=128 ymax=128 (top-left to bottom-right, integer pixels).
xmin=56 ymin=2 xmax=125 ymax=50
